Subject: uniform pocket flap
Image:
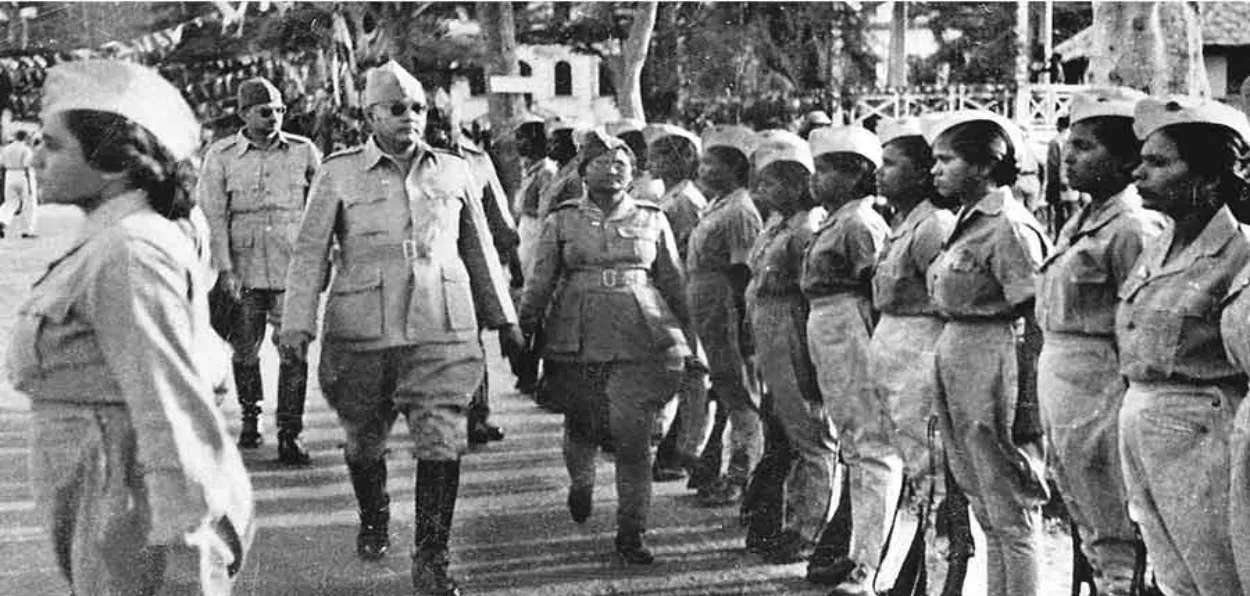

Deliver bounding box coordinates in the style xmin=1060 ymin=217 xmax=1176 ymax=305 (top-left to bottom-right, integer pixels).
xmin=332 ymin=266 xmax=383 ymax=293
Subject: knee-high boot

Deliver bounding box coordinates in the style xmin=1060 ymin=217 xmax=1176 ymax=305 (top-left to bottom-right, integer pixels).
xmin=347 ymin=457 xmax=390 ymax=559
xmin=276 ymin=360 xmax=311 ymax=465
xmin=413 ymin=459 xmax=462 ymax=596
xmin=234 ymin=362 xmax=264 ymax=448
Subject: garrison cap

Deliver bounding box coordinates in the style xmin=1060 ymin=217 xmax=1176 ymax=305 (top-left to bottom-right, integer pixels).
xmin=701 ymin=124 xmax=757 ymax=161
xmin=1070 ymin=87 xmax=1147 ymax=125
xmin=752 ymin=129 xmax=814 ymax=174
xmin=809 ymin=125 xmax=883 ymax=167
xmin=876 ymin=117 xmax=925 ymax=147
xmin=237 ymin=77 xmax=283 ymax=112
xmin=921 ymin=110 xmax=1027 ymax=162
xmin=1133 ymin=95 xmax=1250 ymax=144
xmin=363 ymin=60 xmax=426 ymax=107
xmin=643 ymin=123 xmax=700 ymax=151
xmin=42 ymin=59 xmax=200 ymax=161
xmin=512 ymin=111 xmax=546 ymax=133
xmin=578 ymin=128 xmax=635 ymax=172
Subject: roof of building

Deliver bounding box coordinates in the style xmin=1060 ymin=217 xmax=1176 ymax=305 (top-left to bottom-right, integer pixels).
xmin=1056 ymin=3 xmax=1250 ymax=60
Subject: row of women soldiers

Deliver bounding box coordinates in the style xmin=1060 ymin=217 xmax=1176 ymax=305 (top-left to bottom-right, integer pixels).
xmin=509 ymin=88 xmax=1250 ymax=596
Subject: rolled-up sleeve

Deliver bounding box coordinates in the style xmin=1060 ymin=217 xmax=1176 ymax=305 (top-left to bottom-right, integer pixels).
xmin=281 ymin=166 xmax=339 ymax=338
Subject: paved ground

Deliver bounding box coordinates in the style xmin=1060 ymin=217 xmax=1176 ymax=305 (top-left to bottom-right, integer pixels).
xmin=0 ymin=206 xmax=1076 ymax=595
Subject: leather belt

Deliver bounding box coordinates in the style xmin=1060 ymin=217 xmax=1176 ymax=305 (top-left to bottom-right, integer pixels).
xmin=342 ymin=240 xmax=421 ymax=262
xmin=566 ymin=268 xmax=649 ymax=288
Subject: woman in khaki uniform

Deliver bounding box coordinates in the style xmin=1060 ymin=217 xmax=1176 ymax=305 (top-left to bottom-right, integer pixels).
xmin=1034 ymin=88 xmax=1165 ymax=596
xmin=1119 ymin=96 xmax=1250 ymax=596
xmin=9 ymin=60 xmax=253 ymax=595
xmin=924 ymin=111 xmax=1052 ymax=596
xmin=520 ymin=130 xmax=690 ymax=564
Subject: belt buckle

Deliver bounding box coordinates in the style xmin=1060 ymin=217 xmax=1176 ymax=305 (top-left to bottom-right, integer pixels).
xmin=402 ymin=240 xmax=418 ymax=260
xmin=601 ymin=269 xmax=618 ymax=288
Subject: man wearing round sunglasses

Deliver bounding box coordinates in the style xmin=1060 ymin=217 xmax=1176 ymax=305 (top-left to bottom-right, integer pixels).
xmin=198 ymin=76 xmax=322 ymax=466
xmin=279 ymin=60 xmax=520 ymax=596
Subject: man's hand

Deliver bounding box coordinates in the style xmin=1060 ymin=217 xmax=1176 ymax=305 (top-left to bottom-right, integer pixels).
xmin=217 ymin=270 xmax=243 ymax=301
xmin=277 ymin=330 xmax=312 ymax=363
xmin=499 ymin=325 xmax=526 ymax=359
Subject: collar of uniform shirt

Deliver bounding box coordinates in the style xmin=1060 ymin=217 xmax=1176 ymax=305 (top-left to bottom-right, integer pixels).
xmin=1066 ymin=185 xmax=1136 ymax=241
xmin=363 ymin=136 xmax=434 ymax=172
xmin=235 ymin=129 xmax=290 ymax=157
xmin=1146 ymin=203 xmax=1242 ymax=274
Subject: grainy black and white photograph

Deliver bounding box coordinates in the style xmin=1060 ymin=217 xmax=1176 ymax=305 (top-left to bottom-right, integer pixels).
xmin=0 ymin=2 xmax=1248 ymax=595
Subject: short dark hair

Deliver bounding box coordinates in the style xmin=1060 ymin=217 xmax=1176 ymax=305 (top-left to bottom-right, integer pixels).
xmin=616 ymin=130 xmax=648 ymax=170
xmin=1158 ymin=122 xmax=1250 ymax=214
xmin=705 ymin=145 xmax=752 ymax=189
xmin=936 ymin=120 xmax=1019 ymax=187
xmin=884 ymin=136 xmax=955 ymax=209
xmin=648 ymin=135 xmax=700 ymax=182
xmin=815 ymin=152 xmax=877 ymax=199
xmin=63 ymin=109 xmax=197 ymax=220
xmin=1078 ymin=116 xmax=1141 ymax=167
xmin=758 ymin=160 xmax=816 ymax=209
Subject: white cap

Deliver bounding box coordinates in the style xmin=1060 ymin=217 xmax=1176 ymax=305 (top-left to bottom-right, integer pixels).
xmin=701 ymin=124 xmax=757 ymax=160
xmin=606 ymin=118 xmax=646 ymax=137
xmin=643 ymin=123 xmax=700 ymax=151
xmin=921 ymin=110 xmax=1027 ymax=161
xmin=42 ymin=60 xmax=201 ymax=161
xmin=752 ymin=129 xmax=814 ymax=174
xmin=545 ymin=115 xmax=579 ymax=137
xmin=511 ymin=111 xmax=546 ymax=133
xmin=363 ymin=60 xmax=426 ymax=107
xmin=1069 ymin=87 xmax=1147 ymax=125
xmin=1133 ymin=95 xmax=1250 ymax=143
xmin=808 ymin=125 xmax=883 ymax=167
xmin=876 ymin=117 xmax=925 ymax=147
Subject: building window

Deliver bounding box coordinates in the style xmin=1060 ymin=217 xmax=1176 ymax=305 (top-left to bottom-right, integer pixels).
xmin=554 ymin=61 xmax=573 ymax=96
xmin=519 ymin=61 xmax=532 ymax=77
xmin=598 ymin=64 xmax=615 ymax=97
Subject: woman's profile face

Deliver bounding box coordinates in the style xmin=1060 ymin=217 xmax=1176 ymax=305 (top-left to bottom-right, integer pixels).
xmin=1134 ymin=131 xmax=1193 ymax=217
xmin=33 ymin=112 xmax=109 ymax=207
xmin=930 ymin=137 xmax=983 ymax=200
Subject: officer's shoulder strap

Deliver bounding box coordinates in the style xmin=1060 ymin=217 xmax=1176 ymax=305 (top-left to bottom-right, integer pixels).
xmin=282 ymin=132 xmax=317 ymax=147
xmin=322 ymin=145 xmax=364 ymax=164
xmin=204 ymin=135 xmax=241 ymax=155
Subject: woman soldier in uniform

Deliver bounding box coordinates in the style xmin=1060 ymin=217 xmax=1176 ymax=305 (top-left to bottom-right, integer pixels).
xmin=924 ymin=111 xmax=1052 ymax=596
xmin=800 ymin=126 xmax=890 ymax=590
xmin=1118 ymin=96 xmax=1250 ymax=596
xmin=520 ymin=130 xmax=691 ymax=564
xmin=1034 ymin=88 xmax=1164 ymax=596
xmin=686 ymin=125 xmax=764 ymax=507
xmin=10 ymin=60 xmax=253 ymax=594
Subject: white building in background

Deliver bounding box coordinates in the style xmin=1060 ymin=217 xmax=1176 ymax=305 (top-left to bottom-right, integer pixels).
xmin=448 ymin=44 xmax=624 ymax=129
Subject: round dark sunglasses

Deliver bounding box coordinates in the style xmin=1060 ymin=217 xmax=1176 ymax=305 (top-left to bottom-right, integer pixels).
xmin=255 ymin=106 xmax=286 ymax=118
xmin=384 ymin=101 xmax=427 ymax=117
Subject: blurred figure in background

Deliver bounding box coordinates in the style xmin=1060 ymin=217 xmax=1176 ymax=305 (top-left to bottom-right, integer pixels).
xmin=0 ymin=129 xmax=35 ymax=238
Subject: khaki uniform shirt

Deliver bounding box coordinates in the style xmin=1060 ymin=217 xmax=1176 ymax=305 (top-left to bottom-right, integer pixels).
xmin=1221 ymin=263 xmax=1250 ymax=377
xmin=455 ymin=139 xmax=518 ymax=257
xmin=537 ymin=159 xmax=582 ymax=222
xmin=520 ymin=194 xmax=690 ymax=362
xmin=7 ymin=191 xmax=252 ymax=543
xmin=1117 ymin=205 xmax=1250 ymax=383
xmin=197 ymin=131 xmax=322 ymax=289
xmin=515 ymin=158 xmax=557 ymax=219
xmin=281 ymin=137 xmax=516 ymax=351
xmin=1036 ymin=186 xmax=1166 ymax=336
xmin=801 ymin=197 xmax=890 ymax=301
xmin=687 ymin=187 xmax=763 ymax=276
xmin=747 ymin=208 xmax=825 ymax=303
xmin=658 ymin=179 xmax=707 ymax=263
xmin=928 ymin=187 xmax=1052 ymax=319
xmin=873 ymin=199 xmax=956 ymax=316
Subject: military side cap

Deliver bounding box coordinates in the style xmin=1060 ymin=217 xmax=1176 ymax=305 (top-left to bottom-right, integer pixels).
xmin=363 ymin=60 xmax=425 ymax=107
xmin=42 ymin=60 xmax=200 ymax=162
xmin=237 ymin=77 xmax=282 ymax=112
xmin=643 ymin=123 xmax=700 ymax=151
xmin=606 ymin=118 xmax=646 ymax=137
xmin=1133 ymin=95 xmax=1250 ymax=143
xmin=701 ymin=124 xmax=757 ymax=160
xmin=546 ymin=115 xmax=575 ymax=136
xmin=876 ymin=117 xmax=925 ymax=147
xmin=809 ymin=125 xmax=883 ymax=167
xmin=921 ymin=110 xmax=1026 ymax=161
xmin=579 ymin=128 xmax=634 ymax=170
xmin=1070 ymin=87 xmax=1147 ymax=125
xmin=752 ymin=129 xmax=813 ymax=174
xmin=511 ymin=111 xmax=546 ymax=133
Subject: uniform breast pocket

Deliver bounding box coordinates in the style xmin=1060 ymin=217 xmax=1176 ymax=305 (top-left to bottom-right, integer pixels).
xmin=933 ymin=250 xmax=988 ymax=303
xmin=441 ymin=264 xmax=478 ymax=331
xmin=611 ymin=226 xmax=658 ymax=263
xmin=343 ymin=196 xmax=391 ymax=236
xmin=325 ymin=266 xmax=384 ymax=340
xmin=227 ymin=178 xmax=263 ymax=211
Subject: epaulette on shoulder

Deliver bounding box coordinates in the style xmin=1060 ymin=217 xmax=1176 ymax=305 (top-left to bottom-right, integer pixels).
xmin=284 ymin=132 xmax=316 ymax=147
xmin=634 ymin=199 xmax=662 ymax=211
xmin=206 ymin=136 xmax=241 ymax=154
xmin=323 ymin=145 xmax=364 ymax=163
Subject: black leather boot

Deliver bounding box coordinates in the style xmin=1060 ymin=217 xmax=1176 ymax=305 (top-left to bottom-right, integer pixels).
xmin=276 ymin=360 xmax=311 ymax=465
xmin=615 ymin=529 xmax=655 ymax=565
xmin=234 ymin=363 xmax=264 ymax=448
xmin=348 ymin=458 xmax=390 ymax=560
xmin=412 ymin=460 xmax=462 ymax=596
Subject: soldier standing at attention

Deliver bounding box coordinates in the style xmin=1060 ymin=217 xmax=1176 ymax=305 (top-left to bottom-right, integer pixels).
xmin=278 ymin=61 xmax=519 ymax=596
xmin=0 ymin=129 xmax=35 ymax=238
xmin=198 ymin=77 xmax=321 ymax=464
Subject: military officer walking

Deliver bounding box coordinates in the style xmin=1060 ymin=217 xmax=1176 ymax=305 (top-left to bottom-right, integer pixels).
xmin=198 ymin=77 xmax=322 ymax=464
xmin=278 ymin=61 xmax=518 ymax=596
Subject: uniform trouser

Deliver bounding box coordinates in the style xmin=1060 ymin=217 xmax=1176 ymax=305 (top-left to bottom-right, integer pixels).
xmin=690 ymin=275 xmax=761 ymax=482
xmin=1 ymin=174 xmax=32 ymax=232
xmin=30 ymin=404 xmax=247 ymax=596
xmin=1038 ymin=334 xmax=1135 ymax=594
xmin=752 ymin=295 xmax=838 ymax=542
xmin=661 ymin=341 xmax=713 ymax=462
xmin=229 ymin=288 xmax=285 ymax=366
xmin=318 ymin=341 xmax=484 ymax=465
xmin=1120 ymin=380 xmax=1242 ymax=596
xmin=1231 ymin=394 xmax=1250 ymax=592
xmin=807 ymin=295 xmax=901 ymax=571
xmin=869 ymin=314 xmax=944 ymax=479
xmin=934 ymin=320 xmax=1043 ymax=596
xmin=517 ymin=215 xmax=542 ymax=281
xmin=544 ymin=359 xmax=683 ymax=534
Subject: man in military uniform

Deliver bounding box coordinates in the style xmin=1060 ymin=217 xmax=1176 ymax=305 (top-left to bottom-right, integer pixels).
xmin=278 ymin=61 xmax=520 ymax=596
xmin=198 ymin=77 xmax=322 ymax=465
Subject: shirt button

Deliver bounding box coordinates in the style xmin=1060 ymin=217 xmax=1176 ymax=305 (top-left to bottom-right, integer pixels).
xmin=1127 ymin=322 xmax=1135 ymax=330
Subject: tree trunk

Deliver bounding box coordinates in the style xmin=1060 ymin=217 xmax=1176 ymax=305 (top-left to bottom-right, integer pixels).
xmin=478 ymin=1 xmax=525 ymax=199
xmin=888 ymin=1 xmax=907 ymax=88
xmin=614 ymin=2 xmax=658 ymax=120
xmin=1088 ymin=1 xmax=1209 ymax=96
